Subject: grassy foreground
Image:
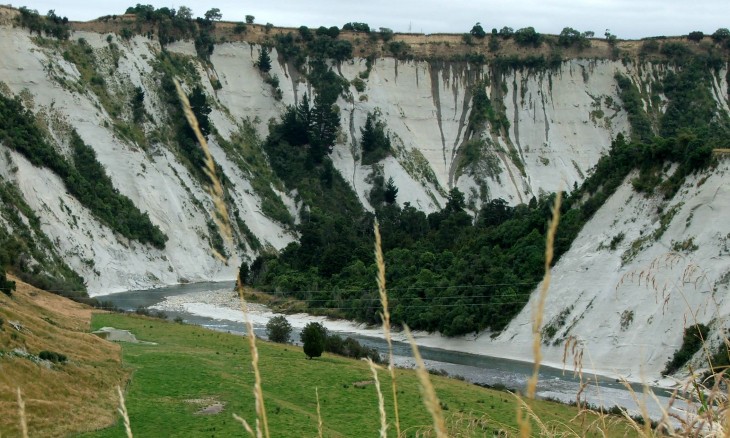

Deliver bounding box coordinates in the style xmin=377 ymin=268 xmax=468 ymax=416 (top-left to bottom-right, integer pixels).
xmin=83 ymin=313 xmax=633 ymax=437
xmin=0 ymin=278 xmax=125 ymax=437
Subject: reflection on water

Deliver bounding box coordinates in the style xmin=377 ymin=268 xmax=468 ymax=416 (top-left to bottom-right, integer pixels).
xmin=97 ymin=282 xmax=690 ymax=420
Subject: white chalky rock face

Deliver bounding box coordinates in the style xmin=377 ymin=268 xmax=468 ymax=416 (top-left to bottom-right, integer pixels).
xmin=0 ymin=16 xmax=729 ymax=378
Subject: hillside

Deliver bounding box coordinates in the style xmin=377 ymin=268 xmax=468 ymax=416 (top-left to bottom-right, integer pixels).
xmin=0 ymin=277 xmax=125 ymax=436
xmin=0 ymin=5 xmax=728 ymax=380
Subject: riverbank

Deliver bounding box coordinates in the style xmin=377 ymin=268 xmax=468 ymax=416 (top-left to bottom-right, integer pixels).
xmin=84 ymin=312 xmax=634 ymax=437
xmin=146 ymin=286 xmax=681 ymax=390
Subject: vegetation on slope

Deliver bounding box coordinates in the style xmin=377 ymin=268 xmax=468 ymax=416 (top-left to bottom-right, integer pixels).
xmin=0 ymin=94 xmax=168 ymax=249
xmin=248 ymin=44 xmax=728 ymax=336
xmin=0 ymin=179 xmax=86 ymax=295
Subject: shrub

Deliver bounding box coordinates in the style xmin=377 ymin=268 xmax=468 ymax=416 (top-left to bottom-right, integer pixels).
xmin=39 ymin=350 xmax=68 ymax=363
xmin=300 ymin=322 xmax=326 ymax=359
xmin=233 ymin=22 xmax=247 ymax=34
xmin=266 ymin=315 xmax=292 ymax=343
xmin=662 ymin=323 xmax=710 ymax=375
xmin=687 ymin=31 xmax=704 ymax=42
xmin=325 ymin=334 xmax=381 ymax=362
xmin=351 ymin=77 xmax=365 ymax=93
xmin=0 ymin=271 xmax=15 ymax=297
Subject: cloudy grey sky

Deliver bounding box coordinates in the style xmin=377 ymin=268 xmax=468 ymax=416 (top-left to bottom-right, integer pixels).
xmin=15 ymin=0 xmax=730 ymax=39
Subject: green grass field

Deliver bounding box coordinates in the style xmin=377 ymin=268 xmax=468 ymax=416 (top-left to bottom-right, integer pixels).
xmin=81 ymin=313 xmax=632 ymax=437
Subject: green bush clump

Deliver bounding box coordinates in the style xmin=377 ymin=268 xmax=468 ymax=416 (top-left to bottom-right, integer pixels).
xmin=266 ymin=315 xmax=292 ymax=343
xmin=662 ymin=323 xmax=710 ymax=375
xmin=325 ymin=334 xmax=381 ymax=362
xmin=15 ymin=8 xmax=70 ymax=40
xmin=39 ymin=350 xmax=68 ymax=363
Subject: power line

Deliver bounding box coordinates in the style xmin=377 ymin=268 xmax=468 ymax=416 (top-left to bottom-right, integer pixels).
xmin=61 ymin=280 xmax=540 ymax=299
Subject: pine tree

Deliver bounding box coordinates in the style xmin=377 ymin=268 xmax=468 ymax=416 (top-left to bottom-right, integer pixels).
xmin=256 ymin=47 xmax=272 ymax=73
xmin=384 ymin=177 xmax=398 ymax=204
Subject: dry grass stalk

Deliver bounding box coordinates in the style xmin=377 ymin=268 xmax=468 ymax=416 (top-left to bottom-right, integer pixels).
xmin=404 ymin=325 xmax=447 ymax=438
xmin=17 ymin=387 xmax=28 ymax=438
xmin=374 ymin=220 xmax=401 ymax=436
xmin=116 ymin=386 xmax=133 ymax=438
xmin=315 ymin=387 xmax=323 ymax=438
xmin=232 ymin=413 xmax=255 ymax=436
xmin=236 ymin=279 xmax=270 ymax=438
xmin=173 ymin=78 xmax=232 ymax=261
xmin=366 ymin=358 xmax=388 ymax=438
xmin=527 ymin=190 xmax=562 ymax=398
xmin=517 ymin=191 xmax=562 ymax=438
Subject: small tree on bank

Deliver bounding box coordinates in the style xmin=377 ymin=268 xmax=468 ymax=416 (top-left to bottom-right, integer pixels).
xmin=266 ymin=315 xmax=292 ymax=343
xmin=300 ymin=322 xmax=326 ymax=359
xmin=0 ymin=271 xmax=15 ymax=297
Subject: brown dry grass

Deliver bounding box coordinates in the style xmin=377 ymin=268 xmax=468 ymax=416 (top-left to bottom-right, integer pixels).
xmin=0 ymin=276 xmax=125 ymax=437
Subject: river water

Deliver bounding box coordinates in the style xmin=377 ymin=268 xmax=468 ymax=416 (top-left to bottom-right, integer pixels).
xmin=95 ymin=281 xmax=694 ymax=422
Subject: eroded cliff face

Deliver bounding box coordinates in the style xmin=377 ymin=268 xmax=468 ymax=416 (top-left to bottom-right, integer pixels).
xmin=203 ymin=41 xmax=634 ymax=210
xmin=1 ymin=20 xmax=729 ymax=378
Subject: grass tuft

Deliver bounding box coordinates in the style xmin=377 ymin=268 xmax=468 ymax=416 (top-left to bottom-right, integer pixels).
xmin=366 ymin=358 xmax=388 ymax=438
xmin=374 ymin=220 xmax=401 ymax=436
xmin=404 ymin=325 xmax=447 ymax=437
xmin=116 ymin=386 xmax=133 ymax=438
xmin=17 ymin=387 xmax=28 ymax=438
xmin=315 ymin=387 xmax=323 ymax=438
xmin=236 ymin=278 xmax=270 ymax=438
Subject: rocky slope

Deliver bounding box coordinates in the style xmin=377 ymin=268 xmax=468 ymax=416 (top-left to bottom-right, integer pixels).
xmin=0 ymin=7 xmax=728 ymax=378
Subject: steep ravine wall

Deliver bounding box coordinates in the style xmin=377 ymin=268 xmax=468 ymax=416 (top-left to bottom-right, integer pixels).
xmin=0 ymin=23 xmax=729 ymax=380
xmin=477 ymin=157 xmax=730 ymax=381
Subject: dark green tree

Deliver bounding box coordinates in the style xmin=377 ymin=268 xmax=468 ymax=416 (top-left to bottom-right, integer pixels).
xmin=204 ymin=8 xmax=222 ymax=21
xmin=514 ymin=27 xmax=542 ymax=47
xmin=0 ymin=271 xmax=15 ymax=297
xmin=131 ymin=86 xmax=145 ymax=123
xmin=187 ymin=86 xmax=211 ymax=138
xmin=498 ymin=26 xmax=514 ymax=39
xmin=245 ymin=15 xmax=255 ymax=24
xmin=266 ymin=315 xmax=292 ymax=343
xmin=308 ymin=93 xmax=339 ymax=162
xmin=470 ymin=22 xmax=486 ymax=39
xmin=256 ymin=47 xmax=272 ymax=73
xmin=687 ymin=31 xmax=704 ymax=42
xmin=238 ymin=261 xmax=249 ymax=284
xmin=711 ymin=28 xmax=730 ymax=43
xmin=360 ymin=112 xmax=391 ymax=164
xmin=445 ymin=187 xmax=466 ymax=213
xmin=301 ymin=322 xmax=327 ymax=358
xmin=384 ymin=177 xmax=398 ymax=204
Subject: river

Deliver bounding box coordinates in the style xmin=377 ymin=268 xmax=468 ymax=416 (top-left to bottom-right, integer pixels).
xmin=95 ymin=281 xmax=694 ymax=423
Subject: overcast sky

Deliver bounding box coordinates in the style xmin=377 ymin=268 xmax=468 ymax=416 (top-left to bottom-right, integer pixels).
xmin=14 ymin=0 xmax=730 ymax=39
